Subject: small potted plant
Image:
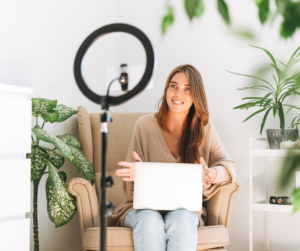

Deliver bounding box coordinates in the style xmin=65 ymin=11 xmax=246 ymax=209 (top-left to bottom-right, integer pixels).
xmin=228 ymin=45 xmax=300 ymax=149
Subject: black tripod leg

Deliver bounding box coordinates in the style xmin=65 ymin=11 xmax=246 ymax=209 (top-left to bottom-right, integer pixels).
xmin=100 ymin=129 xmax=108 ymax=251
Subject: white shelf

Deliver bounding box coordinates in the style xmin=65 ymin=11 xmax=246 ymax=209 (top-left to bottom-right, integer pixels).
xmin=249 ymin=137 xmax=300 ymax=251
xmin=0 ymin=83 xmax=32 ymax=94
xmin=251 ymin=149 xmax=300 ymax=156
xmin=252 ymin=200 xmax=296 ymax=213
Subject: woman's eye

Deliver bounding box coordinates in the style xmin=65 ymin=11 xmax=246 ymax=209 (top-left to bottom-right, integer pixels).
xmin=185 ymin=88 xmax=190 ymax=91
xmin=170 ymin=84 xmax=176 ymax=88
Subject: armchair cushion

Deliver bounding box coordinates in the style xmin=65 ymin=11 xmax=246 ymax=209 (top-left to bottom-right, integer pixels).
xmin=82 ymin=225 xmax=229 ymax=251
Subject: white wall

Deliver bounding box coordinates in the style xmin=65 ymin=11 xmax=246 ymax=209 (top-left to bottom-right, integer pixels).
xmin=1 ymin=0 xmax=300 ymax=251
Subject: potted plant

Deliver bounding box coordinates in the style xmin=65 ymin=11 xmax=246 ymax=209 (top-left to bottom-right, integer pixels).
xmin=27 ymin=98 xmax=95 ymax=251
xmin=228 ymin=45 xmax=300 ymax=149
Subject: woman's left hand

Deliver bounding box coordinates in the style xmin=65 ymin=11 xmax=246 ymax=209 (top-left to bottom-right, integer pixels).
xmin=200 ymin=157 xmax=217 ymax=187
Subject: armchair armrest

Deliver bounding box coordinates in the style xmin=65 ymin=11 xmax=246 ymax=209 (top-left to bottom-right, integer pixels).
xmin=205 ymin=182 xmax=240 ymax=229
xmin=68 ymin=177 xmax=99 ymax=238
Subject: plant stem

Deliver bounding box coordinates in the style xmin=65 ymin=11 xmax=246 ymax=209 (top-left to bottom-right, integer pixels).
xmin=36 ymin=117 xmax=40 ymax=144
xmin=41 ymin=121 xmax=46 ymax=129
xmin=33 ymin=177 xmax=42 ymax=251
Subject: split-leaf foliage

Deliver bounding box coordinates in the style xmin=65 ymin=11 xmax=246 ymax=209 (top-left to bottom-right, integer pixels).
xmin=27 ymin=98 xmax=95 ymax=251
xmin=228 ymin=45 xmax=300 ymax=136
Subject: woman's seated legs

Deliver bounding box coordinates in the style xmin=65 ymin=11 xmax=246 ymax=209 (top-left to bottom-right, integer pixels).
xmin=164 ymin=209 xmax=199 ymax=251
xmin=124 ymin=209 xmax=167 ymax=251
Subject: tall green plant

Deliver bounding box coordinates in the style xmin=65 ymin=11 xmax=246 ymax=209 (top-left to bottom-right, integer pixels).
xmin=228 ymin=45 xmax=300 ymax=135
xmin=27 ymin=98 xmax=95 ymax=251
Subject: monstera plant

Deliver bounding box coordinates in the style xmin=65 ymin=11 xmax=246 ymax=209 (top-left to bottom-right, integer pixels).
xmin=27 ymin=98 xmax=95 ymax=251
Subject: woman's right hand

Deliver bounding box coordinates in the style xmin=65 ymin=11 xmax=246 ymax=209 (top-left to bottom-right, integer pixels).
xmin=115 ymin=151 xmax=142 ymax=181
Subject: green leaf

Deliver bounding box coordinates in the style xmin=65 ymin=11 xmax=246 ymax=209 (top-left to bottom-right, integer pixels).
xmin=260 ymin=107 xmax=272 ymax=135
xmin=32 ymin=99 xmax=40 ymax=114
xmin=185 ymin=0 xmax=204 ymax=20
xmin=278 ymin=101 xmax=285 ymax=135
xmin=49 ymin=165 xmax=69 ymax=211
xmin=162 ymin=7 xmax=174 ymax=34
xmin=226 ymin=70 xmax=275 ymax=93
xmin=58 ymin=171 xmax=68 ymax=183
xmin=260 ymin=93 xmax=272 ymax=107
xmin=248 ymin=45 xmax=280 ymax=81
xmin=28 ymin=146 xmax=48 ymax=181
xmin=255 ymin=0 xmax=269 ymax=23
xmin=68 ymin=146 xmax=95 ymax=185
xmin=273 ymin=103 xmax=278 ymax=118
xmin=242 ymin=108 xmax=266 ymax=123
xmin=39 ymin=145 xmax=65 ymax=169
xmin=46 ymin=171 xmax=77 ymax=228
xmin=54 ymin=105 xmax=78 ymax=123
xmin=280 ymin=152 xmax=300 ymax=188
xmin=32 ymin=128 xmax=73 ymax=158
xmin=232 ymin=29 xmax=255 ymax=40
xmin=234 ymin=101 xmax=262 ymax=110
xmin=282 ymin=58 xmax=300 ymax=80
xmin=41 ymin=110 xmax=59 ymax=123
xmin=292 ymin=196 xmax=300 ymax=214
xmin=279 ymin=60 xmax=286 ymax=67
xmin=32 ymin=98 xmax=59 ymax=123
xmin=280 ymin=17 xmax=297 ymax=39
xmin=292 ymin=187 xmax=300 ymax=198
xmin=32 ymin=98 xmax=57 ymax=112
xmin=57 ymin=133 xmax=82 ymax=150
xmin=217 ymin=0 xmax=230 ymax=25
xmin=194 ymin=0 xmax=204 ymax=17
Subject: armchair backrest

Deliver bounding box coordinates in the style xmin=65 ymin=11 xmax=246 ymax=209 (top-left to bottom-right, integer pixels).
xmin=77 ymin=106 xmax=150 ymax=207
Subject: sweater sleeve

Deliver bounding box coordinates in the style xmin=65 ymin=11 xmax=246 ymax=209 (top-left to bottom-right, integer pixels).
xmin=212 ymin=165 xmax=231 ymax=183
xmin=208 ymin=120 xmax=236 ymax=186
xmin=122 ymin=119 xmax=144 ymax=201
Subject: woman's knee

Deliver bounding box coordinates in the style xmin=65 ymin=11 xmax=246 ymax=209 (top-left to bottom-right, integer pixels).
xmin=164 ymin=209 xmax=199 ymax=228
xmin=127 ymin=209 xmax=165 ymax=230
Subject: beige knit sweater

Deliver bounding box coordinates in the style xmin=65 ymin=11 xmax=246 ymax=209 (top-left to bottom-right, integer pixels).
xmin=108 ymin=114 xmax=237 ymax=227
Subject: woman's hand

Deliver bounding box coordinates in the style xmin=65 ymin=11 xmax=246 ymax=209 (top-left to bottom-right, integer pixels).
xmin=115 ymin=151 xmax=142 ymax=181
xmin=200 ymin=157 xmax=217 ymax=187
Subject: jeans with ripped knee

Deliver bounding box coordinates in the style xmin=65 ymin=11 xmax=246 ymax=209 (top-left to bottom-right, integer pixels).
xmin=123 ymin=209 xmax=200 ymax=251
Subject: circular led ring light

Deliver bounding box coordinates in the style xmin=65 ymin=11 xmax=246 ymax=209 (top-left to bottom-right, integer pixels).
xmin=74 ymin=23 xmax=155 ymax=106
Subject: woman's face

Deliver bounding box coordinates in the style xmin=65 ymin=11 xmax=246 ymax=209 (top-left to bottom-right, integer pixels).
xmin=166 ymin=72 xmax=194 ymax=115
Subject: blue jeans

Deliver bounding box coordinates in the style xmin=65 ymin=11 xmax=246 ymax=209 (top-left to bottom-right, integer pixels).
xmin=123 ymin=209 xmax=200 ymax=251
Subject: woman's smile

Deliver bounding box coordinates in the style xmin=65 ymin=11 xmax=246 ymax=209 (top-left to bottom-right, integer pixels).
xmin=172 ymin=100 xmax=184 ymax=105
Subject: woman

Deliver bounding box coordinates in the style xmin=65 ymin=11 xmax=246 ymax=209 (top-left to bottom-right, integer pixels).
xmin=109 ymin=64 xmax=236 ymax=251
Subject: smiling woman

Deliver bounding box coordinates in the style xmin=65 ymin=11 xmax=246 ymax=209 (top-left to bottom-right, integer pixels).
xmin=111 ymin=64 xmax=236 ymax=251
xmin=156 ymin=65 xmax=209 ymax=165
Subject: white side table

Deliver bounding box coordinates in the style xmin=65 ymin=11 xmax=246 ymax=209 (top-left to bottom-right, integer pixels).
xmin=249 ymin=138 xmax=300 ymax=251
xmin=0 ymin=84 xmax=32 ymax=251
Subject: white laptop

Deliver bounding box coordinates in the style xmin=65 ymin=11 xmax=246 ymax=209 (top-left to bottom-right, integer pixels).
xmin=133 ymin=162 xmax=203 ymax=211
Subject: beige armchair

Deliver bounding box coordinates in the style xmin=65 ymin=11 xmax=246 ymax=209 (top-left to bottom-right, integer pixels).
xmin=68 ymin=106 xmax=240 ymax=251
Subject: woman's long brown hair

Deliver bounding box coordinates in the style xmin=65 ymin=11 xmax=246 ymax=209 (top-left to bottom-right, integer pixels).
xmin=154 ymin=64 xmax=209 ymax=164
